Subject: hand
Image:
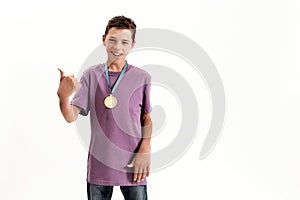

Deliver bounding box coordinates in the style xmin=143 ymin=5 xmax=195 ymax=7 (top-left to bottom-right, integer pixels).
xmin=127 ymin=149 xmax=151 ymax=182
xmin=57 ymin=68 xmax=77 ymax=99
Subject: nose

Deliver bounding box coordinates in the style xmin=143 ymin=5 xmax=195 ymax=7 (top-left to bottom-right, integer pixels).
xmin=114 ymin=41 xmax=122 ymax=50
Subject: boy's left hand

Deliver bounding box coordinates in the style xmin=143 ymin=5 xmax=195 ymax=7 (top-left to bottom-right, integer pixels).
xmin=127 ymin=148 xmax=151 ymax=182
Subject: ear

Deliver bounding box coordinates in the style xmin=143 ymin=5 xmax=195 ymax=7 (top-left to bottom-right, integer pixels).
xmin=102 ymin=35 xmax=106 ymax=46
xmin=131 ymin=41 xmax=136 ymax=48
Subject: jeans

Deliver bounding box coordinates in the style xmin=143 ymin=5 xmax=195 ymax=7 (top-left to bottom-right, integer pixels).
xmin=87 ymin=182 xmax=148 ymax=200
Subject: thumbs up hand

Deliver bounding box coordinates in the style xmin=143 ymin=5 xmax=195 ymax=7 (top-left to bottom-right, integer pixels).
xmin=57 ymin=68 xmax=78 ymax=99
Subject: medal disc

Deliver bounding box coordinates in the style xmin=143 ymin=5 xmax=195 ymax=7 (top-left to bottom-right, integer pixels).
xmin=104 ymin=95 xmax=117 ymax=108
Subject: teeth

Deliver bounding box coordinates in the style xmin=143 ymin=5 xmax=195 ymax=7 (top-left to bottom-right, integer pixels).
xmin=112 ymin=52 xmax=122 ymax=56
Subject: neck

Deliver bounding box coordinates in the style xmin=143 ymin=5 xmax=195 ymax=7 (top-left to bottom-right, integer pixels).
xmin=107 ymin=60 xmax=126 ymax=72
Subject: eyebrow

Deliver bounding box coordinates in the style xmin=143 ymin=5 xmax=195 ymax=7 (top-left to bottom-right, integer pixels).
xmin=108 ymin=36 xmax=130 ymax=42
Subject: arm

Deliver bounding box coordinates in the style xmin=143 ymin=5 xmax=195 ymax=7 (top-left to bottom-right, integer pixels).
xmin=57 ymin=68 xmax=81 ymax=123
xmin=139 ymin=112 xmax=152 ymax=152
xmin=58 ymin=97 xmax=81 ymax=123
xmin=128 ymin=112 xmax=152 ymax=182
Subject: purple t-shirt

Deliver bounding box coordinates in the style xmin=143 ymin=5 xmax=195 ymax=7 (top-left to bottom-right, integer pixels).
xmin=71 ymin=63 xmax=151 ymax=186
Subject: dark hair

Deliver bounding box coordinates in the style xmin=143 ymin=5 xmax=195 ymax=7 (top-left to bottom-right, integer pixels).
xmin=104 ymin=16 xmax=137 ymax=42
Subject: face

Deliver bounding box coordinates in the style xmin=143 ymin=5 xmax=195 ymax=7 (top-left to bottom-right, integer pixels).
xmin=103 ymin=27 xmax=135 ymax=65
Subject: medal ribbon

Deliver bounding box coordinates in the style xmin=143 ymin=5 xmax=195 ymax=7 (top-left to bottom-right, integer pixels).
xmin=104 ymin=62 xmax=128 ymax=94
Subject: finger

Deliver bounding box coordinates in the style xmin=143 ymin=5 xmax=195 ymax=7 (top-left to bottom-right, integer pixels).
xmin=71 ymin=76 xmax=76 ymax=84
xmin=136 ymin=167 xmax=143 ymax=182
xmin=133 ymin=169 xmax=138 ymax=182
xmin=127 ymin=159 xmax=135 ymax=168
xmin=141 ymin=168 xmax=147 ymax=181
xmin=133 ymin=163 xmax=139 ymax=182
xmin=58 ymin=68 xmax=65 ymax=81
xmin=146 ymin=166 xmax=150 ymax=177
xmin=127 ymin=163 xmax=134 ymax=168
xmin=143 ymin=166 xmax=150 ymax=180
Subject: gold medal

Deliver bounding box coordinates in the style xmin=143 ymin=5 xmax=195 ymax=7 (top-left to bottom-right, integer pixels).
xmin=104 ymin=94 xmax=117 ymax=109
xmin=103 ymin=62 xmax=128 ymax=109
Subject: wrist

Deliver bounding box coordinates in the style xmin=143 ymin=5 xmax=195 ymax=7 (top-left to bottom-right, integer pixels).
xmin=139 ymin=142 xmax=151 ymax=153
xmin=57 ymin=87 xmax=72 ymax=99
xmin=58 ymin=95 xmax=69 ymax=103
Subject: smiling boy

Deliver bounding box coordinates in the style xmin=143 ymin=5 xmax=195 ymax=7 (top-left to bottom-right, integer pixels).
xmin=57 ymin=16 xmax=152 ymax=200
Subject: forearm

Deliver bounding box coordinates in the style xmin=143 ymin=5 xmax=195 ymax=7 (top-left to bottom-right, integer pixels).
xmin=59 ymin=97 xmax=79 ymax=123
xmin=140 ymin=114 xmax=152 ymax=152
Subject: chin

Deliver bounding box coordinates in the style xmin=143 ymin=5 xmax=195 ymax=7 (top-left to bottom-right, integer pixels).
xmin=110 ymin=56 xmax=125 ymax=63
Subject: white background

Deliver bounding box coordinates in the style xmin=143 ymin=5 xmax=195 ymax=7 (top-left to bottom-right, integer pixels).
xmin=1 ymin=0 xmax=299 ymax=199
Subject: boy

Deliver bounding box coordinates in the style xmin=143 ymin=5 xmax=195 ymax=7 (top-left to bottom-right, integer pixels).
xmin=57 ymin=16 xmax=152 ymax=200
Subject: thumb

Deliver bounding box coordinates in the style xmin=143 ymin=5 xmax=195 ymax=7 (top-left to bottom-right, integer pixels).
xmin=58 ymin=68 xmax=65 ymax=81
xmin=127 ymin=160 xmax=135 ymax=168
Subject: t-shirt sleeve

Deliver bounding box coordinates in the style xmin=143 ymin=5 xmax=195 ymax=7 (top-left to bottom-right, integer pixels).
xmin=142 ymin=73 xmax=152 ymax=114
xmin=70 ymin=71 xmax=90 ymax=116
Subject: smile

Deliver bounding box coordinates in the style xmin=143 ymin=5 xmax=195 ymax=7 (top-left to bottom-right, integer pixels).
xmin=111 ymin=52 xmax=123 ymax=56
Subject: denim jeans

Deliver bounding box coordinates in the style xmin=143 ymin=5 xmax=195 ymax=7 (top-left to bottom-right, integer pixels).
xmin=87 ymin=182 xmax=148 ymax=200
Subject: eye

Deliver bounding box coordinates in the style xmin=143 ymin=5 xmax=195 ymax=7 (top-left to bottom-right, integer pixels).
xmin=109 ymin=39 xmax=116 ymax=42
xmin=122 ymin=42 xmax=129 ymax=45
